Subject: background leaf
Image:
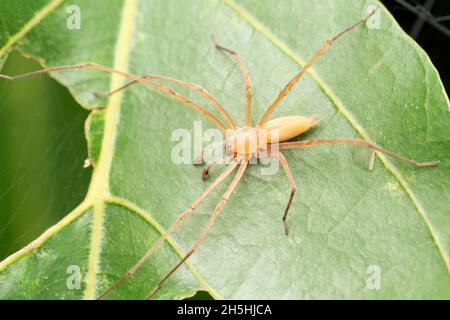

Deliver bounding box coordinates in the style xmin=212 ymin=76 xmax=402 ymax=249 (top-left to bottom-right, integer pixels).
xmin=0 ymin=0 xmax=449 ymax=299
xmin=0 ymin=52 xmax=90 ymax=264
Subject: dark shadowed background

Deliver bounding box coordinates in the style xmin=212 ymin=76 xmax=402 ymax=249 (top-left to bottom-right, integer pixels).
xmin=380 ymin=0 xmax=450 ymax=92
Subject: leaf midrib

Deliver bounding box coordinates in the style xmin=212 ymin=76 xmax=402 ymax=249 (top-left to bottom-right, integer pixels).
xmin=80 ymin=0 xmax=223 ymax=299
xmin=80 ymin=0 xmax=138 ymax=299
xmin=0 ymin=194 xmax=223 ymax=299
xmin=224 ymin=0 xmax=449 ymax=274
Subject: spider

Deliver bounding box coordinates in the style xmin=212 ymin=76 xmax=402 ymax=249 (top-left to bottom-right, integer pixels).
xmin=0 ymin=11 xmax=438 ymax=299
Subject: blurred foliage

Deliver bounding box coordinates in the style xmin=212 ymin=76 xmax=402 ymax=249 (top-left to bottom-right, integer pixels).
xmin=0 ymin=51 xmax=90 ymax=260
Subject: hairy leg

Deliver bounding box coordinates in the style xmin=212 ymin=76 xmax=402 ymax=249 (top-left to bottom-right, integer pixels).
xmin=0 ymin=63 xmax=227 ymax=131
xmin=272 ymin=152 xmax=297 ymax=235
xmin=213 ymin=37 xmax=252 ymax=126
xmin=279 ymin=139 xmax=439 ymax=167
xmin=202 ymin=156 xmax=234 ymax=180
xmin=96 ymin=74 xmax=237 ymax=128
xmin=258 ymin=11 xmax=375 ymax=126
xmin=96 ymin=158 xmax=241 ymax=299
xmin=146 ymin=160 xmax=249 ymax=299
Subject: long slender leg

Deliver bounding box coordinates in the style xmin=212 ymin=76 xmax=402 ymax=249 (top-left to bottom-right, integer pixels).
xmin=258 ymin=11 xmax=375 ymax=126
xmin=212 ymin=37 xmax=252 ymax=127
xmin=146 ymin=160 xmax=249 ymax=299
xmin=96 ymin=74 xmax=237 ymax=128
xmin=272 ymin=152 xmax=296 ymax=235
xmin=279 ymin=139 xmax=439 ymax=167
xmin=0 ymin=63 xmax=228 ymax=131
xmin=96 ymin=158 xmax=241 ymax=300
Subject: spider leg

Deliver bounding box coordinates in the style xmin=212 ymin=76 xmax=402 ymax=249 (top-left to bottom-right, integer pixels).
xmin=212 ymin=37 xmax=252 ymax=126
xmin=96 ymin=158 xmax=241 ymax=300
xmin=0 ymin=63 xmax=228 ymax=131
xmin=279 ymin=139 xmax=439 ymax=167
xmin=146 ymin=160 xmax=249 ymax=299
xmin=272 ymin=151 xmax=296 ymax=235
xmin=258 ymin=11 xmax=375 ymax=126
xmin=202 ymin=156 xmax=234 ymax=180
xmin=96 ymin=75 xmax=237 ymax=128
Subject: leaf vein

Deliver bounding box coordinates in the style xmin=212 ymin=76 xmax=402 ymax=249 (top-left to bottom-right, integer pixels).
xmin=105 ymin=196 xmax=224 ymax=300
xmin=82 ymin=0 xmax=139 ymax=299
xmin=0 ymin=0 xmax=63 ymax=57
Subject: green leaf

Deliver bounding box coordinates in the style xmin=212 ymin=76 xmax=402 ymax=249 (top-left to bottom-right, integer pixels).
xmin=0 ymin=51 xmax=90 ymax=266
xmin=0 ymin=0 xmax=449 ymax=299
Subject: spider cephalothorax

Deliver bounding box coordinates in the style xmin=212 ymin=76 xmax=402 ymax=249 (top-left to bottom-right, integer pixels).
xmin=225 ymin=116 xmax=318 ymax=159
xmin=226 ymin=126 xmax=268 ymax=159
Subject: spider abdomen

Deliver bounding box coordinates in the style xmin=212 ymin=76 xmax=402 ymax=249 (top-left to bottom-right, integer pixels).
xmin=263 ymin=115 xmax=318 ymax=143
